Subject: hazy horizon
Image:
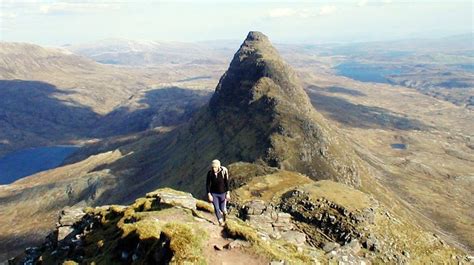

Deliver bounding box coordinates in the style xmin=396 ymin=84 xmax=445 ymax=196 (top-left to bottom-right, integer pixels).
xmin=1 ymin=0 xmax=472 ymax=46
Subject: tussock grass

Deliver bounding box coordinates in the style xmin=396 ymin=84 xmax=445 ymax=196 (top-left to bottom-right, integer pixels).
xmin=196 ymin=199 xmax=214 ymax=213
xmin=161 ymin=222 xmax=207 ymax=264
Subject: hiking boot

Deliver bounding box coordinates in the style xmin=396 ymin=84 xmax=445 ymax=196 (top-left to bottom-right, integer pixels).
xmin=218 ymin=218 xmax=225 ymax=226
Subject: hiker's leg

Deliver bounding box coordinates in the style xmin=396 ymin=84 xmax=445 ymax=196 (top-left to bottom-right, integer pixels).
xmin=220 ymin=194 xmax=227 ymax=215
xmin=211 ymin=193 xmax=223 ymax=220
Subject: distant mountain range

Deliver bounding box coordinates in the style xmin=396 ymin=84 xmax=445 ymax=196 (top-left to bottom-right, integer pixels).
xmin=61 ymin=34 xmax=474 ymax=108
xmin=0 ymin=32 xmax=473 ymax=262
xmin=63 ymin=38 xmax=234 ymax=66
xmin=0 ymin=42 xmax=219 ymax=157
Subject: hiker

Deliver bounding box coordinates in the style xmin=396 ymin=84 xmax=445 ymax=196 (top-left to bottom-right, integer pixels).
xmin=206 ymin=159 xmax=230 ymax=226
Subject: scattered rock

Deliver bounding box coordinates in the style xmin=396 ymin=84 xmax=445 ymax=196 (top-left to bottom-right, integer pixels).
xmin=281 ymin=230 xmax=306 ymax=246
xmin=364 ymin=235 xmax=380 ymax=252
xmin=242 ymin=200 xmax=296 ymax=239
xmin=244 ymin=200 xmax=266 ymax=215
xmin=213 ymin=244 xmax=223 ymax=251
xmin=323 ymin=242 xmax=340 ymax=253
xmin=224 ymin=239 xmax=251 ymax=249
xmin=344 ymin=239 xmax=361 ymax=254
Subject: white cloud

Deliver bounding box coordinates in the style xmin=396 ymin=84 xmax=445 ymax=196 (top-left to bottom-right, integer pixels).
xmin=0 ymin=27 xmax=11 ymax=32
xmin=0 ymin=12 xmax=18 ymax=19
xmin=357 ymin=0 xmax=393 ymax=7
xmin=39 ymin=2 xmax=120 ymax=15
xmin=357 ymin=0 xmax=369 ymax=7
xmin=319 ymin=5 xmax=337 ymax=16
xmin=268 ymin=5 xmax=337 ymax=19
xmin=268 ymin=8 xmax=297 ymax=18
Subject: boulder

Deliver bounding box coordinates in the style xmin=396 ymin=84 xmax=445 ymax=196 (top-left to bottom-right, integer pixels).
xmin=281 ymin=231 xmax=306 ymax=246
xmin=59 ymin=207 xmax=85 ymax=226
xmin=244 ymin=200 xmax=266 ymax=215
xmin=146 ymin=188 xmax=196 ymax=210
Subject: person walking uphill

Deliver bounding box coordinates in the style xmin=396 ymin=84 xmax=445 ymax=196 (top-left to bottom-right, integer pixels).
xmin=206 ymin=159 xmax=230 ymax=226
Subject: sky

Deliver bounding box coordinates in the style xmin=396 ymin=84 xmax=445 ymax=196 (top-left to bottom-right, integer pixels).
xmin=0 ymin=0 xmax=472 ymax=46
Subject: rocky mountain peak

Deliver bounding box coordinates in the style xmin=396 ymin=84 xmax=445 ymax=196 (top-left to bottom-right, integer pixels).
xmin=245 ymin=31 xmax=270 ymax=42
xmin=209 ymin=31 xmax=312 ymax=115
xmin=206 ymin=31 xmax=364 ymax=186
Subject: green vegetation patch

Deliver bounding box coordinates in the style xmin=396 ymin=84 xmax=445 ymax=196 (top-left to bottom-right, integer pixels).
xmin=161 ymin=222 xmax=208 ymax=264
xmin=232 ymin=169 xmax=312 ymax=203
xmin=302 ymin=180 xmax=372 ymax=212
xmin=196 ymin=199 xmax=214 ymax=213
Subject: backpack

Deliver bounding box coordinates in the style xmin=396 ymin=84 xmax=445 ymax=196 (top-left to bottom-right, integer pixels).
xmin=220 ymin=166 xmax=229 ymax=179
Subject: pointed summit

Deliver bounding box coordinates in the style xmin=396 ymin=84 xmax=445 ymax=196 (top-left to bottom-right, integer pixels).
xmin=210 ymin=31 xmax=311 ymax=114
xmin=207 ymin=31 xmax=366 ymax=186
xmin=245 ymin=31 xmax=270 ymax=42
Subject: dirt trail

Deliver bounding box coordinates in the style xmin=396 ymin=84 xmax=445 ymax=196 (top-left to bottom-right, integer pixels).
xmin=195 ymin=211 xmax=270 ymax=265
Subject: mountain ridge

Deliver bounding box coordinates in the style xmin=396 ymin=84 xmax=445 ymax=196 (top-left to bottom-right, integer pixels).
xmin=7 ymin=169 xmax=468 ymax=264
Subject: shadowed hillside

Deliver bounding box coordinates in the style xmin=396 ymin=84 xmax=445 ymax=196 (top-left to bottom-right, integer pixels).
xmin=0 ymin=42 xmax=221 ymax=157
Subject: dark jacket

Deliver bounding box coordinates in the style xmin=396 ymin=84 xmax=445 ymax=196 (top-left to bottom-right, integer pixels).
xmin=206 ymin=166 xmax=229 ymax=194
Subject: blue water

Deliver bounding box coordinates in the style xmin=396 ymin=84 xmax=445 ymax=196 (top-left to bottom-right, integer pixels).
xmin=391 ymin=143 xmax=407 ymax=150
xmin=456 ymin=64 xmax=474 ymax=72
xmin=335 ymin=62 xmax=402 ymax=84
xmin=0 ymin=145 xmax=79 ymax=185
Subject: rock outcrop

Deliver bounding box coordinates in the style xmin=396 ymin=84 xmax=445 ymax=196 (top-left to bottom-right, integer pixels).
xmin=8 ymin=188 xmax=316 ymax=264
xmin=240 ymin=200 xmax=304 ymax=244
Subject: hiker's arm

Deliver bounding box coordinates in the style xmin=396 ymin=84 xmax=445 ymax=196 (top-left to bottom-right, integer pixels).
xmin=224 ymin=169 xmax=230 ymax=199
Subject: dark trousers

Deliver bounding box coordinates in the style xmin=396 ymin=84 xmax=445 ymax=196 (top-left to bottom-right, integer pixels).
xmin=211 ymin=192 xmax=227 ymax=220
